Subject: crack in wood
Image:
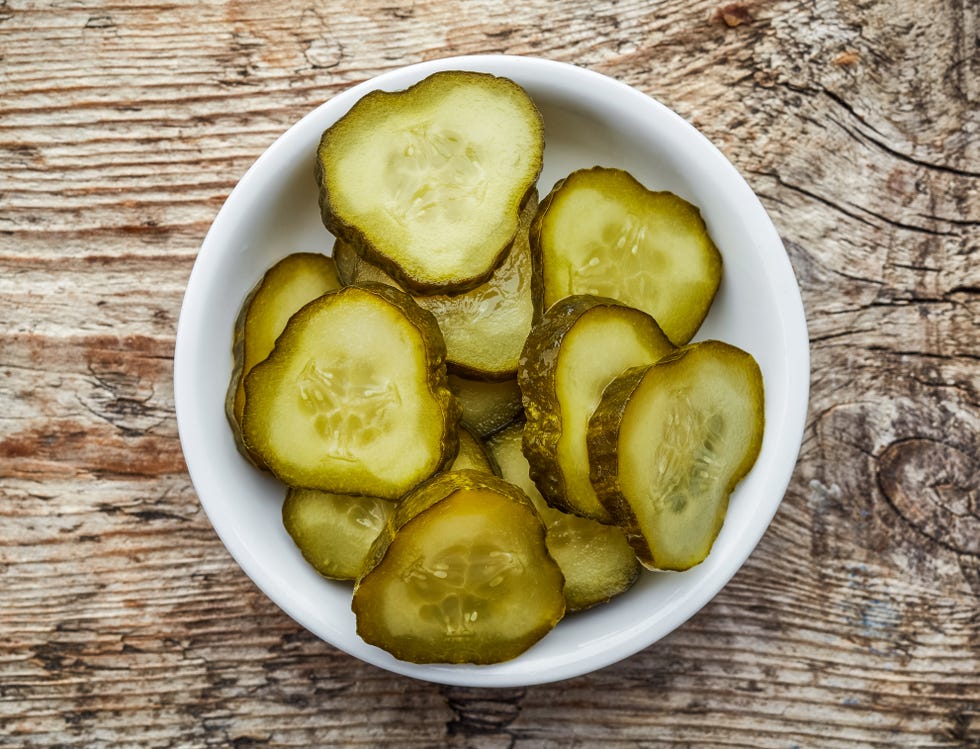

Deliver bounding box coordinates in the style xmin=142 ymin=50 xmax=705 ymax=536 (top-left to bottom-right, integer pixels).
xmin=441 ymin=686 xmax=525 ymax=747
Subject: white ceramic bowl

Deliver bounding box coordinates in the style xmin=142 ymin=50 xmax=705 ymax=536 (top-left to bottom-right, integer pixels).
xmin=174 ymin=55 xmax=809 ymax=687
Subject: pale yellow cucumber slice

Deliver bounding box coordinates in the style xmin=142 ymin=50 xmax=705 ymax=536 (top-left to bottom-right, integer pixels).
xmin=353 ymin=470 xmax=565 ymax=664
xmin=520 ymin=295 xmax=674 ymax=522
xmin=332 ymin=192 xmax=538 ymax=379
xmin=588 ymin=341 xmax=765 ymax=570
xmin=283 ymin=487 xmax=394 ymax=581
xmin=487 ymin=421 xmax=640 ymax=612
xmin=317 ymin=71 xmax=544 ymax=293
xmin=242 ymin=283 xmax=459 ymax=499
xmin=532 ymin=167 xmax=722 ymax=345
xmin=226 ymin=253 xmax=340 ymax=465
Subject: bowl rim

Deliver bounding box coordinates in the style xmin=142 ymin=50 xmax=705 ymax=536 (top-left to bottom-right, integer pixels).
xmin=174 ymin=53 xmax=810 ymax=687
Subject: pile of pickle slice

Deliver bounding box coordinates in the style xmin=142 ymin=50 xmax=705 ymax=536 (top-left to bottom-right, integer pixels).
xmin=226 ymin=71 xmax=765 ymax=665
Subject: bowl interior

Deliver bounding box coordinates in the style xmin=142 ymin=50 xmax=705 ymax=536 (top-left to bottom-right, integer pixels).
xmin=174 ymin=55 xmax=809 ymax=687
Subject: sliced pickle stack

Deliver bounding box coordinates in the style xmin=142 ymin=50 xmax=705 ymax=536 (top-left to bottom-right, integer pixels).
xmin=353 ymin=471 xmax=564 ymax=664
xmin=224 ymin=70 xmax=768 ymax=668
xmin=519 ymin=295 xmax=674 ymax=523
xmin=333 ymin=192 xmax=538 ymax=380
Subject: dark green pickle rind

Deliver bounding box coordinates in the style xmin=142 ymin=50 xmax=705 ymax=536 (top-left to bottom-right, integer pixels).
xmin=527 ymin=174 xmax=568 ymax=326
xmin=242 ymin=282 xmax=460 ymax=498
xmin=587 ymin=341 xmax=765 ymax=570
xmin=583 ymin=365 xmax=649 ymax=533
xmin=225 ymin=275 xmax=267 ymax=467
xmin=316 ymin=71 xmax=544 ymax=295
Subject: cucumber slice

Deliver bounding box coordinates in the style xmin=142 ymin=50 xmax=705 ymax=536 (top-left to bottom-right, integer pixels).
xmin=226 ymin=253 xmax=340 ymax=466
xmin=242 ymin=283 xmax=459 ymax=499
xmin=448 ymin=375 xmax=523 ymax=438
xmin=588 ymin=341 xmax=765 ymax=570
xmin=519 ymin=295 xmax=674 ymax=522
xmin=317 ymin=71 xmax=544 ymax=293
xmin=353 ymin=470 xmax=565 ymax=664
xmin=532 ymin=167 xmax=722 ymax=345
xmin=332 ymin=192 xmax=538 ymax=379
xmin=283 ymin=487 xmax=394 ymax=581
xmin=487 ymin=421 xmax=640 ymax=612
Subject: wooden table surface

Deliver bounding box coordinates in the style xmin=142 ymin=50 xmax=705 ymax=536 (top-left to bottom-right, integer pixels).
xmin=2 ymin=1 xmax=978 ymax=746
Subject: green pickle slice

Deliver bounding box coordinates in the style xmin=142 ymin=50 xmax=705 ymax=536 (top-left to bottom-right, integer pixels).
xmin=317 ymin=71 xmax=544 ymax=293
xmin=242 ymin=283 xmax=459 ymax=499
xmin=588 ymin=341 xmax=765 ymax=571
xmin=353 ymin=470 xmax=565 ymax=664
xmin=532 ymin=167 xmax=722 ymax=345
xmin=332 ymin=192 xmax=538 ymax=379
xmin=487 ymin=422 xmax=640 ymax=612
xmin=226 ymin=253 xmax=341 ymax=465
xmin=283 ymin=488 xmax=394 ymax=581
xmin=519 ymin=295 xmax=674 ymax=522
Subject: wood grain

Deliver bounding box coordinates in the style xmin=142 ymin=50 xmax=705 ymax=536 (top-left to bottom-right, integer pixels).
xmin=1 ymin=0 xmax=977 ymax=747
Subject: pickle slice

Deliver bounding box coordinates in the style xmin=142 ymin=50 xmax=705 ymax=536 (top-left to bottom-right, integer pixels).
xmin=316 ymin=71 xmax=544 ymax=293
xmin=520 ymin=295 xmax=674 ymax=522
xmin=451 ymin=424 xmax=499 ymax=474
xmin=283 ymin=487 xmax=394 ymax=581
xmin=333 ymin=192 xmax=538 ymax=380
xmin=242 ymin=283 xmax=459 ymax=499
xmin=448 ymin=375 xmax=523 ymax=438
xmin=353 ymin=470 xmax=565 ymax=664
xmin=532 ymin=167 xmax=722 ymax=345
xmin=226 ymin=253 xmax=341 ymax=465
xmin=588 ymin=341 xmax=765 ymax=570
xmin=487 ymin=421 xmax=639 ymax=612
